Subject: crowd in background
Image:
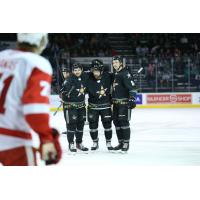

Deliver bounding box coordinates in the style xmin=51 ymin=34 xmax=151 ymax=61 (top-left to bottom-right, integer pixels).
xmin=44 ymin=33 xmax=200 ymax=57
xmin=1 ymin=33 xmax=200 ymax=58
xmin=129 ymin=33 xmax=200 ymax=57
xmin=0 ymin=33 xmax=200 ymax=92
xmin=44 ymin=34 xmax=112 ymax=58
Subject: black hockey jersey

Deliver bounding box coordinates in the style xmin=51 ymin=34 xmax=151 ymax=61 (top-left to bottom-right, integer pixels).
xmin=86 ymin=72 xmax=112 ymax=108
xmin=61 ymin=73 xmax=88 ymax=104
xmin=112 ymin=68 xmax=137 ymax=101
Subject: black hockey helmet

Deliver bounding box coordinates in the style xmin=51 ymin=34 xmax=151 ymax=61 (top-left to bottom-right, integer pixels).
xmin=72 ymin=63 xmax=83 ymax=71
xmin=112 ymin=55 xmax=123 ymax=64
xmin=61 ymin=67 xmax=70 ymax=73
xmin=91 ymin=59 xmax=104 ymax=72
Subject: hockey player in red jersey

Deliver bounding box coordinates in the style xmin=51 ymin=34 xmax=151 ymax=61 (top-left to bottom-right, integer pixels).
xmin=0 ymin=33 xmax=62 ymax=166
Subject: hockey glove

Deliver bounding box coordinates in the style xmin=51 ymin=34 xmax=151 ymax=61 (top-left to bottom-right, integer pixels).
xmin=128 ymin=97 xmax=136 ymax=109
xmin=40 ymin=128 xmax=62 ymax=165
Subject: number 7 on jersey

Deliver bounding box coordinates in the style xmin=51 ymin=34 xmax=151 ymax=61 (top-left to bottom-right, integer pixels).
xmin=0 ymin=73 xmax=14 ymax=114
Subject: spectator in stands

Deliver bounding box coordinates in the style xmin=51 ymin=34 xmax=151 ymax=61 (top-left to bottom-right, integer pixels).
xmin=183 ymin=63 xmax=191 ymax=87
xmin=191 ymin=42 xmax=198 ymax=54
xmin=162 ymin=70 xmax=171 ymax=87
xmin=78 ymin=36 xmax=84 ymax=45
xmin=140 ymin=45 xmax=149 ymax=56
xmin=157 ymin=69 xmax=163 ymax=87
xmin=136 ymin=45 xmax=142 ymax=56
xmin=51 ymin=42 xmax=59 ymax=55
xmin=90 ymin=35 xmax=97 ymax=48
xmin=60 ymin=47 xmax=70 ymax=59
xmin=180 ymin=35 xmax=188 ymax=44
xmin=104 ymin=48 xmax=111 ymax=56
xmin=194 ymin=72 xmax=200 ymax=90
xmin=111 ymin=49 xmax=118 ymax=56
xmin=174 ymin=48 xmax=181 ymax=58
xmin=146 ymin=64 xmax=155 ymax=88
xmin=97 ymin=49 xmax=105 ymax=57
xmin=151 ymin=45 xmax=160 ymax=55
xmin=180 ymin=35 xmax=189 ymax=53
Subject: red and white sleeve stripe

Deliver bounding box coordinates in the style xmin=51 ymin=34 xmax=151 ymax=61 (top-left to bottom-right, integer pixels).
xmin=22 ymin=67 xmax=53 ymax=143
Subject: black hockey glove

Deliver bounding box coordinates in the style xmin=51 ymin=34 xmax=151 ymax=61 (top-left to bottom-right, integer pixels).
xmin=128 ymin=97 xmax=136 ymax=109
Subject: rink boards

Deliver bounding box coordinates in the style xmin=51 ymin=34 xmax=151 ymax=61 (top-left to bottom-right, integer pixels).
xmin=50 ymin=92 xmax=200 ymax=111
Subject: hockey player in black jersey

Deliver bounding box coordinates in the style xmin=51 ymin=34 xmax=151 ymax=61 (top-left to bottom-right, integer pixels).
xmin=60 ymin=67 xmax=70 ymax=135
xmin=86 ymin=59 xmax=113 ymax=151
xmin=60 ymin=63 xmax=88 ymax=152
xmin=60 ymin=66 xmax=70 ymax=90
xmin=112 ymin=56 xmax=137 ymax=152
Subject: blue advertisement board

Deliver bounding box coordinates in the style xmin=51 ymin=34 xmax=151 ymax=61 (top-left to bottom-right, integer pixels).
xmin=136 ymin=94 xmax=143 ymax=104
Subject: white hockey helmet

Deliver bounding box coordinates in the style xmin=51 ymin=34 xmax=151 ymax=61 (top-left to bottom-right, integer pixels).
xmin=17 ymin=33 xmax=48 ymax=53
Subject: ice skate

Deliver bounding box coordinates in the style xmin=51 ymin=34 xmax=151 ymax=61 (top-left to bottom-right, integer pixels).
xmin=121 ymin=142 xmax=129 ymax=153
xmin=113 ymin=142 xmax=123 ymax=151
xmin=76 ymin=143 xmax=89 ymax=152
xmin=91 ymin=140 xmax=99 ymax=151
xmin=106 ymin=141 xmax=114 ymax=151
xmin=69 ymin=142 xmax=77 ymax=153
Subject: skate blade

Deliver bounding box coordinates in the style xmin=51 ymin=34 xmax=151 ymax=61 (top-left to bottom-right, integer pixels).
xmin=90 ymin=149 xmax=99 ymax=153
xmin=120 ymin=151 xmax=128 ymax=154
xmin=67 ymin=151 xmax=77 ymax=155
xmin=110 ymin=150 xmax=122 ymax=154
xmin=77 ymin=149 xmax=89 ymax=154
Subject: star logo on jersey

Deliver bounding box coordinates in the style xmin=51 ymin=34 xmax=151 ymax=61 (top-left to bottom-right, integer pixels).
xmin=112 ymin=79 xmax=118 ymax=91
xmin=72 ymin=115 xmax=77 ymax=120
xmin=76 ymin=84 xmax=86 ymax=96
xmin=89 ymin=114 xmax=93 ymax=119
xmin=63 ymin=80 xmax=68 ymax=86
xmin=131 ymin=80 xmax=135 ymax=86
xmin=96 ymin=86 xmax=107 ymax=98
xmin=127 ymin=73 xmax=131 ymax=79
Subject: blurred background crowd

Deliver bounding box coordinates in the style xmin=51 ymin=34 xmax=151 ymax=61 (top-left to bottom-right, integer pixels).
xmin=1 ymin=33 xmax=200 ymax=93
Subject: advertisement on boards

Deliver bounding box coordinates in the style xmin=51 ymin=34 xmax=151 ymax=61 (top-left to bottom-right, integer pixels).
xmin=147 ymin=94 xmax=192 ymax=104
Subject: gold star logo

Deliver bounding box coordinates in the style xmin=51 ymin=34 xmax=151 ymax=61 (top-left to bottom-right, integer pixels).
xmin=96 ymin=86 xmax=107 ymax=98
xmin=76 ymin=84 xmax=86 ymax=96
xmin=127 ymin=73 xmax=131 ymax=78
xmin=72 ymin=115 xmax=77 ymax=120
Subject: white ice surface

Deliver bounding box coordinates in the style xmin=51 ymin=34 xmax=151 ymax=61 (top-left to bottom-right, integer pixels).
xmin=47 ymin=108 xmax=200 ymax=166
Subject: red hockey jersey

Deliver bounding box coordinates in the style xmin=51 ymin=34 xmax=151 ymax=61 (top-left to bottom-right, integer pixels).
xmin=0 ymin=49 xmax=54 ymax=151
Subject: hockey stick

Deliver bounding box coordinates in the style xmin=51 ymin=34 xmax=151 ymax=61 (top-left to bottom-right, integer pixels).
xmin=128 ymin=67 xmax=144 ymax=111
xmin=53 ymin=101 xmax=63 ymax=116
xmin=53 ymin=86 xmax=75 ymax=116
xmin=132 ymin=67 xmax=144 ymax=78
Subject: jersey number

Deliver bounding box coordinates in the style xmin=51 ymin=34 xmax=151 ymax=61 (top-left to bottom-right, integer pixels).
xmin=0 ymin=73 xmax=13 ymax=114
